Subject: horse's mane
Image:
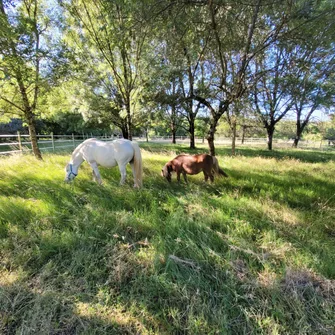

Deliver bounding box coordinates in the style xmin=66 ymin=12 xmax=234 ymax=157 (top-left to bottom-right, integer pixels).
xmin=71 ymin=138 xmax=97 ymax=157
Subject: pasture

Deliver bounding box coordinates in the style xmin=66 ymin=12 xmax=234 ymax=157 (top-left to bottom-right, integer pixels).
xmin=0 ymin=143 xmax=334 ymax=334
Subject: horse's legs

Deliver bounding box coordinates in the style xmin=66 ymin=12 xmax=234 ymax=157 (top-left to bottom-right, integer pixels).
xmin=176 ymin=172 xmax=181 ymax=183
xmin=89 ymin=161 xmax=102 ymax=184
xmin=203 ymin=172 xmax=209 ymax=182
xmin=182 ymin=172 xmax=188 ymax=184
xmin=118 ymin=162 xmax=127 ymax=185
xmin=204 ymin=169 xmax=214 ymax=182
xmin=129 ymin=162 xmax=139 ymax=188
xmin=92 ymin=170 xmax=97 ymax=182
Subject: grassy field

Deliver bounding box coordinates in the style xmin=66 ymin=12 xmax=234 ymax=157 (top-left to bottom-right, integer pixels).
xmin=0 ymin=143 xmax=334 ymax=334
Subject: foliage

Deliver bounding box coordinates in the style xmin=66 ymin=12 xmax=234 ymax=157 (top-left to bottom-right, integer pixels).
xmin=1 ymin=0 xmax=335 ymax=153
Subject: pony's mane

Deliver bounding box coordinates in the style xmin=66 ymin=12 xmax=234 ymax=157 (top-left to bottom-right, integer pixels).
xmin=71 ymin=138 xmax=97 ymax=158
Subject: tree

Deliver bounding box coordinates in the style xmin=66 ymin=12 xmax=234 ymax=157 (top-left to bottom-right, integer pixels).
xmin=62 ymin=0 xmax=150 ymax=140
xmin=0 ymin=0 xmax=54 ymax=159
xmin=145 ymin=2 xmax=210 ymax=149
xmin=325 ymin=113 xmax=335 ymax=145
xmin=187 ymin=0 xmax=292 ymax=155
xmin=286 ymin=6 xmax=335 ymax=147
xmin=250 ymin=0 xmax=335 ymax=149
xmin=252 ymin=45 xmax=294 ymax=150
xmin=147 ymin=74 xmax=184 ymax=144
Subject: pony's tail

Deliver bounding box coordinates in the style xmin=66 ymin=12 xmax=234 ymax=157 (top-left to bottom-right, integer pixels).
xmin=212 ymin=156 xmax=228 ymax=178
xmin=131 ymin=141 xmax=143 ymax=187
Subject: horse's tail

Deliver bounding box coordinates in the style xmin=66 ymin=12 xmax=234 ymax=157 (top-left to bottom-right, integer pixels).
xmin=212 ymin=156 xmax=228 ymax=178
xmin=131 ymin=141 xmax=143 ymax=187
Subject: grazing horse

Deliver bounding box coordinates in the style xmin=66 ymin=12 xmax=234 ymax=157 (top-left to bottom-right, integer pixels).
xmin=65 ymin=138 xmax=142 ymax=187
xmin=161 ymin=153 xmax=228 ymax=183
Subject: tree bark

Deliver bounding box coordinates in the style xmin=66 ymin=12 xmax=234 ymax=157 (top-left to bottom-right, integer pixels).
xmin=266 ymin=126 xmax=275 ymax=150
xmin=125 ymin=100 xmax=132 ymax=140
xmin=172 ymin=129 xmax=176 ymax=144
xmin=121 ymin=125 xmax=129 ymax=139
xmin=231 ymin=119 xmax=237 ymax=156
xmin=293 ymin=136 xmax=300 ymax=148
xmin=293 ymin=119 xmax=302 ymax=148
xmin=26 ymin=110 xmax=42 ymax=160
xmin=189 ymin=116 xmax=195 ymax=149
xmin=207 ymin=116 xmax=220 ymax=156
xmin=171 ymin=104 xmax=177 ymax=144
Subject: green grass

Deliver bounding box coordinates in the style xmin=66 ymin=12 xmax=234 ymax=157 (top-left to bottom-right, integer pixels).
xmin=0 ymin=144 xmax=334 ymax=334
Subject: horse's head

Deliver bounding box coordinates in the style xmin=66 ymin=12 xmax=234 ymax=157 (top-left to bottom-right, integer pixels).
xmin=161 ymin=163 xmax=172 ymax=182
xmin=64 ymin=163 xmax=78 ymax=183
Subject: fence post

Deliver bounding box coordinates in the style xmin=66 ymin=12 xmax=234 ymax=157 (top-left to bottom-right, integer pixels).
xmin=17 ymin=131 xmax=22 ymax=152
xmin=72 ymin=133 xmax=75 ymax=147
xmin=51 ymin=132 xmax=55 ymax=151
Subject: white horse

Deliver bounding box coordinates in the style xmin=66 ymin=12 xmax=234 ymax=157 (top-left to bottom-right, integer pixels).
xmin=65 ymin=138 xmax=143 ymax=187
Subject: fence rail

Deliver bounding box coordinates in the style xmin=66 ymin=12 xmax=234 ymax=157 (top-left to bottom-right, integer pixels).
xmin=0 ymin=133 xmax=112 ymax=155
xmin=0 ymin=133 xmax=333 ymax=155
xmin=144 ymin=136 xmax=331 ymax=149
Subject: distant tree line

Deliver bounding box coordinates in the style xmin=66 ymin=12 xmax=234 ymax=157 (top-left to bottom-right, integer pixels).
xmin=1 ymin=0 xmax=334 ymax=158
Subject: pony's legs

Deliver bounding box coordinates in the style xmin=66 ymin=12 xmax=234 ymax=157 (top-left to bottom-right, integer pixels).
xmin=182 ymin=172 xmax=188 ymax=184
xmin=118 ymin=162 xmax=127 ymax=185
xmin=89 ymin=161 xmax=102 ymax=184
xmin=203 ymin=171 xmax=214 ymax=182
xmin=130 ymin=162 xmax=139 ymax=188
xmin=204 ymin=172 xmax=209 ymax=182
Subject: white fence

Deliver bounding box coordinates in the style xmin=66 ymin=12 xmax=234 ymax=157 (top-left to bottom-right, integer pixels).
xmin=0 ymin=133 xmax=112 ymax=155
xmin=0 ymin=133 xmax=333 ymax=155
xmin=144 ymin=136 xmax=332 ymax=149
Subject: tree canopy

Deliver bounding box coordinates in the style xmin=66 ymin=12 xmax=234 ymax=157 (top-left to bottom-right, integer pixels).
xmin=1 ymin=0 xmax=334 ymax=156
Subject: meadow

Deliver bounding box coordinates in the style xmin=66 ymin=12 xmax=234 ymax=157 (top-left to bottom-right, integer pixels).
xmin=0 ymin=143 xmax=334 ymax=334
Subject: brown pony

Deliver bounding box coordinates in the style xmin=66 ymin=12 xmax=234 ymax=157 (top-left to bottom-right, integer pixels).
xmin=161 ymin=153 xmax=228 ymax=183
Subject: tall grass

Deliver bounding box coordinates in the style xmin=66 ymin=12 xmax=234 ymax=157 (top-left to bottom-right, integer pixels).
xmin=0 ymin=144 xmax=334 ymax=334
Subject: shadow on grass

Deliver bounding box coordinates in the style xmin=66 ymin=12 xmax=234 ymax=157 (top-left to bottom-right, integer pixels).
xmin=140 ymin=142 xmax=335 ymax=163
xmin=1 ymin=151 xmax=334 ymax=334
xmin=0 ymin=280 xmax=154 ymax=334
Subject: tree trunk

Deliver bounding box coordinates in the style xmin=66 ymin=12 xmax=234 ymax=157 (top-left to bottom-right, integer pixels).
xmin=293 ymin=135 xmax=300 ymax=148
xmin=172 ymin=130 xmax=176 ymax=144
xmin=126 ymin=100 xmax=132 ymax=140
xmin=207 ymin=117 xmax=219 ymax=156
xmin=231 ymin=120 xmax=237 ymax=155
xmin=189 ymin=120 xmax=195 ymax=149
xmin=293 ymin=120 xmax=310 ymax=148
xmin=266 ymin=126 xmax=275 ymax=150
xmin=171 ymin=119 xmax=177 ymax=144
xmin=121 ymin=126 xmax=129 ymax=139
xmin=26 ymin=111 xmax=42 ymax=160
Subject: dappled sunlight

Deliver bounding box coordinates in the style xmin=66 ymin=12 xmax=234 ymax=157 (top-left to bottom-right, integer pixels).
xmin=259 ymin=231 xmax=294 ymax=261
xmin=75 ymin=301 xmax=149 ymax=333
xmin=256 ymin=268 xmax=278 ymax=288
xmin=0 ymin=269 xmax=22 ymax=286
xmin=259 ymin=200 xmax=301 ymax=226
xmin=0 ymin=196 xmax=53 ymax=229
xmin=1 ymin=147 xmax=335 ymax=334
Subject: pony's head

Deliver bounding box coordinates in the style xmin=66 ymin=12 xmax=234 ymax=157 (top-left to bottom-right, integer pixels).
xmin=161 ymin=162 xmax=172 ymax=182
xmin=64 ymin=163 xmax=78 ymax=183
